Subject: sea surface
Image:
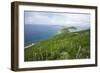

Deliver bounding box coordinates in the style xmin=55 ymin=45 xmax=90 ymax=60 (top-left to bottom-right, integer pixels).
xmin=24 ymin=24 xmax=61 ymax=47
xmin=24 ymin=24 xmax=89 ymax=47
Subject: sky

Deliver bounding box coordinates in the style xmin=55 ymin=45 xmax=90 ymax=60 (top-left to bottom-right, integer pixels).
xmin=24 ymin=11 xmax=90 ymax=27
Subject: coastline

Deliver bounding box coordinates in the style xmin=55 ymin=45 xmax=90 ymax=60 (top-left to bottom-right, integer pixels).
xmin=24 ymin=31 xmax=61 ymax=49
xmin=24 ymin=43 xmax=35 ymax=49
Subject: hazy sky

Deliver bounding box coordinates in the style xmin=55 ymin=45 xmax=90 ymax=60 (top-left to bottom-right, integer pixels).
xmin=24 ymin=11 xmax=90 ymax=27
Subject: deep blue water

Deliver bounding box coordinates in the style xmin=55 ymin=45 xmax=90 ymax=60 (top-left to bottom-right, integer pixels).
xmin=24 ymin=24 xmax=89 ymax=47
xmin=24 ymin=24 xmax=61 ymax=46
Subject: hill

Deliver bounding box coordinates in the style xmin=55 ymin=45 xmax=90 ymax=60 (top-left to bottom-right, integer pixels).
xmin=24 ymin=28 xmax=90 ymax=61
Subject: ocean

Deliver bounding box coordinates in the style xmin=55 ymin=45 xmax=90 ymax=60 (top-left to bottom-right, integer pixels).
xmin=24 ymin=24 xmax=61 ymax=47
xmin=24 ymin=24 xmax=89 ymax=47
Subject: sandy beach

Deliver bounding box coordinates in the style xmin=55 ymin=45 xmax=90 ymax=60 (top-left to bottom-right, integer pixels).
xmin=24 ymin=43 xmax=35 ymax=48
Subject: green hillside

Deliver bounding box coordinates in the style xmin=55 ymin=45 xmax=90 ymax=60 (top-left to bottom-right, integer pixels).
xmin=24 ymin=28 xmax=90 ymax=61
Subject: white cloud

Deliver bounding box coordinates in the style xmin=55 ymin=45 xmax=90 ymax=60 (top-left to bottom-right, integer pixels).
xmin=25 ymin=11 xmax=90 ymax=27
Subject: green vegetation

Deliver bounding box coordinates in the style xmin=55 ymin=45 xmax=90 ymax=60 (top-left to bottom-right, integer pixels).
xmin=24 ymin=27 xmax=90 ymax=61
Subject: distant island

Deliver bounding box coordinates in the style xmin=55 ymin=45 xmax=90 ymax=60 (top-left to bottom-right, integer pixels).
xmin=24 ymin=27 xmax=90 ymax=61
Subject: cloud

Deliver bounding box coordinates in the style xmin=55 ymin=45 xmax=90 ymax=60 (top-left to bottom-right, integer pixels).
xmin=25 ymin=12 xmax=50 ymax=24
xmin=24 ymin=11 xmax=90 ymax=27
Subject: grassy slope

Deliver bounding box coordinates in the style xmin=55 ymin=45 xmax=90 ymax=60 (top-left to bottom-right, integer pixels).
xmin=24 ymin=29 xmax=90 ymax=61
